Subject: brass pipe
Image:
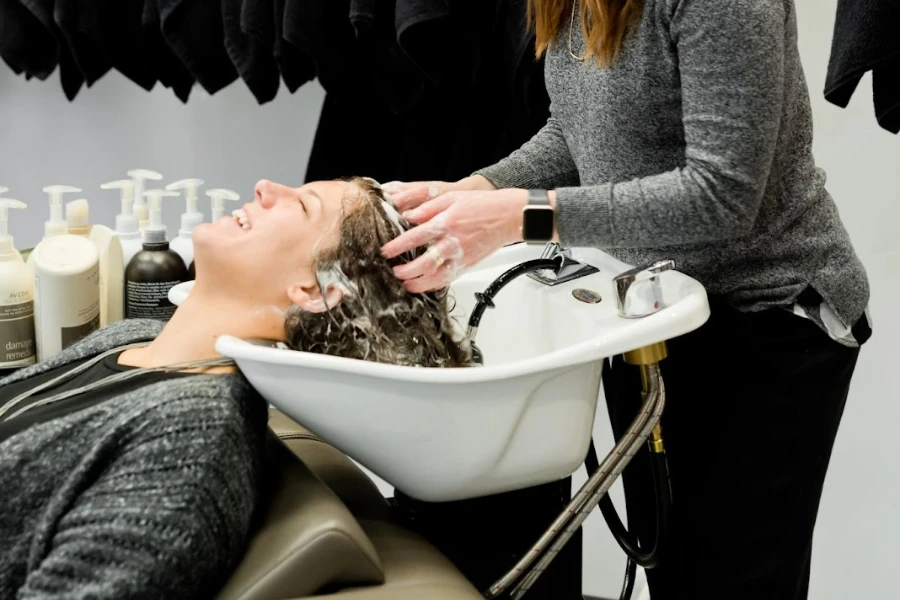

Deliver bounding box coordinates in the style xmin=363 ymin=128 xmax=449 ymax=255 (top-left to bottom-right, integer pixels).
xmin=639 ymin=363 xmax=666 ymax=454
xmin=624 ymin=341 xmax=668 ymax=366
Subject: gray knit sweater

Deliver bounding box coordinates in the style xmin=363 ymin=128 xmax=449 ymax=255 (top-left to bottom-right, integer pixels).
xmin=477 ymin=0 xmax=869 ymax=327
xmin=0 ymin=320 xmax=269 ymax=599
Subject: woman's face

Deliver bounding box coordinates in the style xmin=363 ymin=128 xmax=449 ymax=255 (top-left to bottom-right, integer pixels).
xmin=192 ymin=179 xmax=352 ymax=310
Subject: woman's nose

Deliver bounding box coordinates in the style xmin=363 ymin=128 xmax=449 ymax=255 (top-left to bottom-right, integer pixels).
xmin=254 ymin=180 xmax=272 ymax=207
xmin=254 ymin=180 xmax=293 ymax=209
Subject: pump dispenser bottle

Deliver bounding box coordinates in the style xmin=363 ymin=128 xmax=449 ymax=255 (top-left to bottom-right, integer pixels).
xmin=193 ymin=188 xmax=242 ymax=277
xmin=26 ymin=185 xmax=81 ymax=271
xmin=207 ymin=188 xmax=241 ymax=221
xmin=126 ymin=169 xmax=163 ymax=230
xmin=100 ymin=179 xmax=142 ymax=267
xmin=0 ymin=198 xmax=37 ymax=369
xmin=66 ymin=199 xmax=92 ymax=237
xmin=125 ymin=190 xmax=188 ymax=321
xmin=166 ymin=178 xmax=205 ymax=272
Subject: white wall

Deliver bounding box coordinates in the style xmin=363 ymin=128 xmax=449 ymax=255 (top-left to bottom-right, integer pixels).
xmin=0 ymin=1 xmax=896 ymax=598
xmin=0 ymin=68 xmax=326 ymax=249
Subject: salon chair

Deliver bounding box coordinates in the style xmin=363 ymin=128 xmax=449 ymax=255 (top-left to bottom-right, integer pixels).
xmin=215 ymin=409 xmax=483 ymax=600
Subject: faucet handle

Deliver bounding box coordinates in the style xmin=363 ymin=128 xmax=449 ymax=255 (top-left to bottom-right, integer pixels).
xmin=614 ymin=260 xmax=675 ymax=318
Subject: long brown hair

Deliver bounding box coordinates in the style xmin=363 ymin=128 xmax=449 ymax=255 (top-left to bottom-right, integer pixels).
xmin=528 ymin=0 xmax=642 ymax=66
xmin=284 ymin=178 xmax=473 ymax=369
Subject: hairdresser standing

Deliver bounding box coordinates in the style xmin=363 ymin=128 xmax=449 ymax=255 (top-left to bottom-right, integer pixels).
xmin=381 ymin=1 xmax=872 ymax=598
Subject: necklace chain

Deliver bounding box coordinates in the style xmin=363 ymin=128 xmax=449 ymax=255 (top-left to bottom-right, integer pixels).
xmin=568 ymin=0 xmax=586 ymax=61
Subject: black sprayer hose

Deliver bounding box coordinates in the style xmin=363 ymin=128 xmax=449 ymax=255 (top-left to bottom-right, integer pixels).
xmin=586 ymin=439 xmax=672 ymax=571
xmin=467 ymin=258 xmax=562 ymax=330
xmin=619 ymin=557 xmax=637 ymax=600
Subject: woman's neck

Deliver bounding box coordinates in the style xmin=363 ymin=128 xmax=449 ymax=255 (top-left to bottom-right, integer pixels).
xmin=119 ymin=282 xmax=287 ymax=370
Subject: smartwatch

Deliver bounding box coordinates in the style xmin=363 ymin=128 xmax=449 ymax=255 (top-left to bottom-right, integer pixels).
xmin=521 ymin=189 xmax=555 ymax=243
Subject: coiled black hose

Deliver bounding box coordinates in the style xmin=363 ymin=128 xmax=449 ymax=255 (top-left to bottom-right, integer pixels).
xmin=467 ymin=258 xmax=562 ymax=331
xmin=585 ymin=437 xmax=672 ymax=599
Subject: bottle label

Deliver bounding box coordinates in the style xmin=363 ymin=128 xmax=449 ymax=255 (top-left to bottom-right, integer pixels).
xmin=126 ymin=281 xmax=181 ymax=321
xmin=0 ymin=300 xmax=37 ymax=367
xmin=61 ymin=311 xmax=101 ymax=350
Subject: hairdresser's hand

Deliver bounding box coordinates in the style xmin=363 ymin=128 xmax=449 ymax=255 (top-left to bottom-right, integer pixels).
xmin=381 ymin=188 xmax=528 ymax=293
xmin=383 ymin=175 xmax=497 ymax=212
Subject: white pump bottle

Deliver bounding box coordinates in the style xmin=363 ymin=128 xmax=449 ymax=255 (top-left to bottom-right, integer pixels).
xmin=100 ymin=179 xmax=143 ymax=268
xmin=0 ymin=198 xmax=37 ymax=368
xmin=26 ymin=185 xmax=81 ymax=271
xmin=166 ymin=178 xmax=205 ymax=269
xmin=126 ymin=169 xmax=163 ymax=231
xmin=206 ymin=188 xmax=241 ymax=221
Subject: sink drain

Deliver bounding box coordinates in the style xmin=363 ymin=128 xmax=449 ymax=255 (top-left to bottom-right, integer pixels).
xmin=572 ymin=288 xmax=602 ymax=304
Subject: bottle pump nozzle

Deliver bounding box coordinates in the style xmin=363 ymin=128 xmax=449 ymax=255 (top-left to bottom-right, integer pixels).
xmin=41 ymin=185 xmax=81 ymax=237
xmin=0 ymin=198 xmax=27 ymax=257
xmin=142 ymin=189 xmax=179 ymax=244
xmin=165 ymin=178 xmax=205 ymax=234
xmin=126 ymin=169 xmax=163 ymax=228
xmin=100 ymin=179 xmax=138 ymax=234
xmin=206 ymin=188 xmax=241 ymax=221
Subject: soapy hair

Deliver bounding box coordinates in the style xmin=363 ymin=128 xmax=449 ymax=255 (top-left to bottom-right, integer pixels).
xmin=284 ymin=178 xmax=473 ymax=368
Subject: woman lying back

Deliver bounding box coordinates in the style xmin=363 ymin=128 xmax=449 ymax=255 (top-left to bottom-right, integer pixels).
xmin=0 ymin=177 xmax=471 ymax=599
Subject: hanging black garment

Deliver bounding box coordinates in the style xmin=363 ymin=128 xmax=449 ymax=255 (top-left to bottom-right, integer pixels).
xmin=157 ymin=0 xmax=238 ymax=95
xmin=302 ymin=0 xmax=549 ymax=184
xmin=57 ymin=0 xmax=158 ymax=92
xmin=143 ymin=0 xmax=195 ymax=102
xmin=825 ymin=0 xmax=900 ymax=134
xmin=222 ymin=0 xmax=280 ymax=104
xmin=0 ymin=0 xmax=84 ymax=100
xmin=0 ymin=0 xmax=58 ymax=79
xmin=272 ymin=0 xmax=316 ymax=93
xmin=54 ymin=0 xmax=113 ymax=87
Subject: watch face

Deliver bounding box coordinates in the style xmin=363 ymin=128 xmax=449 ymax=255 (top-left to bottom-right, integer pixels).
xmin=523 ymin=207 xmax=554 ymax=241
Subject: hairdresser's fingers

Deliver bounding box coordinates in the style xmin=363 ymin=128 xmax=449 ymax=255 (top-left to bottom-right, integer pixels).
xmin=402 ymin=270 xmax=451 ymax=294
xmin=391 ymin=236 xmax=462 ymax=281
xmin=381 ymin=221 xmax=443 ymax=260
xmin=390 ymin=182 xmax=448 ymax=212
xmin=402 ymin=193 xmax=458 ymax=224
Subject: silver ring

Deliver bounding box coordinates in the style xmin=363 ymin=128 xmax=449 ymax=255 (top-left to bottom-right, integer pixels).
xmin=427 ymin=246 xmax=445 ymax=267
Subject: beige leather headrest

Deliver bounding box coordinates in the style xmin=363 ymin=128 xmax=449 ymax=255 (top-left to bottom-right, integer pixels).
xmin=216 ymin=435 xmax=384 ymax=600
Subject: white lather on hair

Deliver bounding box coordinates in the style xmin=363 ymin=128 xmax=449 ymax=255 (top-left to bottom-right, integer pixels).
xmin=361 ymin=177 xmax=405 ymax=235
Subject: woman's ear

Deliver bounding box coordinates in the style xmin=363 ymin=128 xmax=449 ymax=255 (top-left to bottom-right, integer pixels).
xmin=288 ymin=282 xmax=344 ymax=313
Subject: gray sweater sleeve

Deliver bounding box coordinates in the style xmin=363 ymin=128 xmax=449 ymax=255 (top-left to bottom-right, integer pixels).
xmin=482 ymin=1 xmax=787 ymax=249
xmin=16 ymin=390 xmax=261 ymax=600
xmin=475 ymin=117 xmax=580 ymax=189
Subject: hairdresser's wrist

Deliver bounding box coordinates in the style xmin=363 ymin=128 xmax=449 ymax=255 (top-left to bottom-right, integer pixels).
xmin=458 ymin=175 xmax=497 ymax=192
xmin=506 ymin=189 xmax=559 ymax=244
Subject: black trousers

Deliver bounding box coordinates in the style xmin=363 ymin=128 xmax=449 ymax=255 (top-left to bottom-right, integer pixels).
xmin=606 ymin=297 xmax=863 ymax=600
xmin=393 ymin=470 xmax=582 ymax=599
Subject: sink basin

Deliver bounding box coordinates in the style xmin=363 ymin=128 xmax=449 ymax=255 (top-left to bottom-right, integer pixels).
xmin=169 ymin=244 xmax=709 ymax=501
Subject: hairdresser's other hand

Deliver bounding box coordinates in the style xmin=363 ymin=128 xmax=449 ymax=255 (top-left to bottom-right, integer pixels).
xmin=381 ymin=188 xmax=528 ymax=294
xmin=383 ymin=175 xmax=497 ymax=212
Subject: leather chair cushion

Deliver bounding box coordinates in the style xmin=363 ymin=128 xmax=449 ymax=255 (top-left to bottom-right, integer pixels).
xmin=216 ymin=434 xmax=384 ymax=600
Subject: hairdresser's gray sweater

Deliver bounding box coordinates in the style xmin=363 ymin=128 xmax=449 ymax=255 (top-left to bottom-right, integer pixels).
xmin=0 ymin=320 xmax=269 ymax=599
xmin=478 ymin=0 xmax=869 ymax=327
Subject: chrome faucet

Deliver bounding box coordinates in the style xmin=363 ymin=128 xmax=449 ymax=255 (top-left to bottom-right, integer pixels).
xmin=526 ymin=243 xmax=599 ymax=286
xmin=613 ymin=260 xmax=675 ymax=318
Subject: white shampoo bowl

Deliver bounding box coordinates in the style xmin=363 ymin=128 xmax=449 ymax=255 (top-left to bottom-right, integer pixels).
xmin=170 ymin=245 xmax=709 ymax=501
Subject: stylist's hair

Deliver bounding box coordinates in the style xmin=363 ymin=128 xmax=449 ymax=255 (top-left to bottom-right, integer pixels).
xmin=284 ymin=177 xmax=473 ymax=368
xmin=528 ymin=0 xmax=642 ymax=66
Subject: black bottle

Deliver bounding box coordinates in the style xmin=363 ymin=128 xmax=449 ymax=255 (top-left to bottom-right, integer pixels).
xmin=187 ymin=259 xmax=195 ymax=280
xmin=124 ymin=226 xmax=188 ymax=321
